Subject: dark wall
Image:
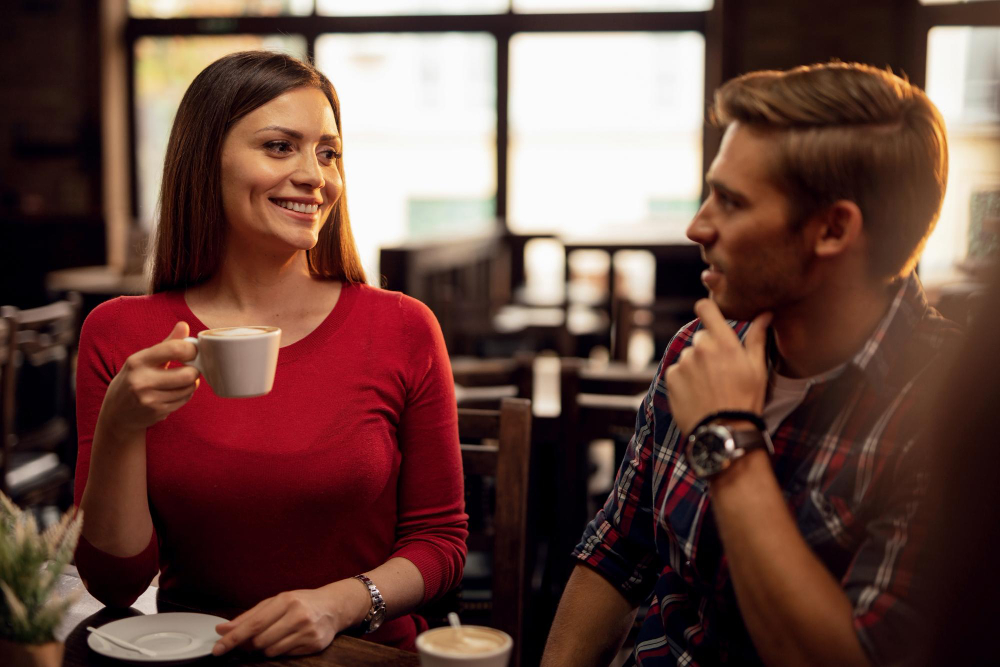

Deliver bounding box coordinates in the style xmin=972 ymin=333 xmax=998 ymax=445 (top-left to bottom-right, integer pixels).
xmin=0 ymin=0 xmax=106 ymax=309
xmin=722 ymin=0 xmax=910 ymax=81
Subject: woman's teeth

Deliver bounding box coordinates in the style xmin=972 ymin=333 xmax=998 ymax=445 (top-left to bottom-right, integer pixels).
xmin=272 ymin=199 xmax=319 ymax=214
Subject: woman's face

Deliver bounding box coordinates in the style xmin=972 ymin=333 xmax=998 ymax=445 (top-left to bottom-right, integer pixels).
xmin=219 ymin=86 xmax=343 ymax=253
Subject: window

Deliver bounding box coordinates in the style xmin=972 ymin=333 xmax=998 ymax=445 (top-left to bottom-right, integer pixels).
xmin=125 ymin=4 xmax=713 ymax=276
xmin=315 ymin=33 xmax=497 ymax=273
xmin=508 ymin=32 xmax=704 ymax=234
xmin=129 ymin=0 xmax=312 ymax=17
xmin=923 ymin=25 xmax=1000 ymax=279
xmin=317 ymin=0 xmax=508 ymax=15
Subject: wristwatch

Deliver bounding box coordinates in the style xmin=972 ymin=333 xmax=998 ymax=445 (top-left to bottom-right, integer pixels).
xmin=685 ymin=420 xmax=774 ymax=479
xmin=353 ymin=574 xmax=385 ymax=634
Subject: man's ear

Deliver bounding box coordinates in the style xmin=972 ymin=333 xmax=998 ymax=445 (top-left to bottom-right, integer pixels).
xmin=812 ymin=200 xmax=863 ymax=259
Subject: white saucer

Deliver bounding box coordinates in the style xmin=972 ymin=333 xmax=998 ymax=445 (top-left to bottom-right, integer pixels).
xmin=87 ymin=612 xmax=227 ymax=663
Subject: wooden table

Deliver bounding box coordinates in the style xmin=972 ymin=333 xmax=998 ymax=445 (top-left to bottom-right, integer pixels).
xmin=56 ymin=568 xmax=420 ymax=667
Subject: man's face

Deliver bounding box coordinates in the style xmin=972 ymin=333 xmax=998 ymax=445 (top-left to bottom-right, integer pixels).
xmin=685 ymin=123 xmax=814 ymax=321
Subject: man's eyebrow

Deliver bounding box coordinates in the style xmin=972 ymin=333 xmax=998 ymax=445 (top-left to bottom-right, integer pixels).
xmin=706 ymin=178 xmax=748 ymax=202
xmin=255 ymin=125 xmax=340 ymax=143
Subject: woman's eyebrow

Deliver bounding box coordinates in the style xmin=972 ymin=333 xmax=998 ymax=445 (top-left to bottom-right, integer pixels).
xmin=255 ymin=125 xmax=340 ymax=143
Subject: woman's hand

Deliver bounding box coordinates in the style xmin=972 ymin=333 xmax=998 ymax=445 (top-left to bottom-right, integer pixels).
xmin=212 ymin=580 xmax=371 ymax=657
xmin=97 ymin=321 xmax=200 ymax=438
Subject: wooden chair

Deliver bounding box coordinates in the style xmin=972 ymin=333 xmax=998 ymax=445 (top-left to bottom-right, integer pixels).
xmin=458 ymin=397 xmax=533 ymax=667
xmin=451 ymin=352 xmax=533 ymax=409
xmin=546 ymin=359 xmax=658 ymax=592
xmin=612 ymin=296 xmax=698 ymax=363
xmin=0 ymin=293 xmax=81 ymax=508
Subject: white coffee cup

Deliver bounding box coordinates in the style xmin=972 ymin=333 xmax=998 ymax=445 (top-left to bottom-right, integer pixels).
xmin=415 ymin=626 xmax=512 ymax=667
xmin=183 ymin=326 xmax=281 ymax=398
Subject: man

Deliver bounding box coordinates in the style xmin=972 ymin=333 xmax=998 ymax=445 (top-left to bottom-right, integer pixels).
xmin=541 ymin=62 xmax=961 ymax=666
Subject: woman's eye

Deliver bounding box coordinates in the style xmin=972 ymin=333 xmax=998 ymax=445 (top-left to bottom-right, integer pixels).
xmin=319 ymin=148 xmax=342 ymax=161
xmin=264 ymin=141 xmax=293 ymax=155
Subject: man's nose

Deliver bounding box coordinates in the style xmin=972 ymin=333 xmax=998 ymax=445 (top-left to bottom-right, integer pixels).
xmin=686 ymin=204 xmax=716 ymax=246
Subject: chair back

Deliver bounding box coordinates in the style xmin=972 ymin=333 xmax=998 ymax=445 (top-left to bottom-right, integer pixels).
xmin=613 ymin=296 xmax=698 ymax=363
xmin=452 ymin=353 xmax=533 ymax=409
xmin=0 ymin=293 xmax=81 ymax=506
xmin=458 ymin=397 xmax=532 ymax=667
xmin=546 ymin=359 xmax=657 ymax=591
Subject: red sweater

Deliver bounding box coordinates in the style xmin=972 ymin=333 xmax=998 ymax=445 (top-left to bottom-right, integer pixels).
xmin=74 ymin=283 xmax=468 ymax=650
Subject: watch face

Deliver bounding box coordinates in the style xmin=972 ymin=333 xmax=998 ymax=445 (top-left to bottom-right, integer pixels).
xmin=686 ymin=425 xmax=733 ymax=477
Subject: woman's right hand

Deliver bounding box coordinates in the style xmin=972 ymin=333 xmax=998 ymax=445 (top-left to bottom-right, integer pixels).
xmin=97 ymin=321 xmax=201 ymax=438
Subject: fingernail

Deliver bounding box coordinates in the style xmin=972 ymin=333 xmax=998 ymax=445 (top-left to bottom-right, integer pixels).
xmin=212 ymin=643 xmax=225 ymax=656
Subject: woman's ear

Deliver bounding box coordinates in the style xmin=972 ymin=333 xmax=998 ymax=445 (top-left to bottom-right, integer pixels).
xmin=812 ymin=200 xmax=863 ymax=260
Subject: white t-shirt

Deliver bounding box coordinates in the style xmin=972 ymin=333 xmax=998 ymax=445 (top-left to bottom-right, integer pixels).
xmin=762 ymin=363 xmax=846 ymax=435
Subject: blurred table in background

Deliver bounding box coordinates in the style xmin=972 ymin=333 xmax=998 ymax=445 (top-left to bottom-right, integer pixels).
xmin=45 ymin=266 xmax=146 ymax=324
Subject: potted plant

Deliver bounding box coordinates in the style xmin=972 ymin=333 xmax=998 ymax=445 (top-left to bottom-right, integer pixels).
xmin=0 ymin=493 xmax=83 ymax=667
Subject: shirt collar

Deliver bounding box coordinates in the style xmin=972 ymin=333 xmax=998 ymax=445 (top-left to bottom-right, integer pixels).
xmin=846 ymin=272 xmax=929 ymax=394
xmin=761 ymin=272 xmax=930 ymax=396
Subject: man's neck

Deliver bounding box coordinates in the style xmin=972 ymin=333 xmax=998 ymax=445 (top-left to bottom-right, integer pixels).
xmin=771 ymin=274 xmax=895 ymax=379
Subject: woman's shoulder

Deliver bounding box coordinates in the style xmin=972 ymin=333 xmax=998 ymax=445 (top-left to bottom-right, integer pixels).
xmin=80 ymin=292 xmax=183 ymax=348
xmin=83 ymin=292 xmax=173 ymax=327
xmin=354 ymin=283 xmax=437 ymax=323
xmin=352 ymin=284 xmax=443 ymax=347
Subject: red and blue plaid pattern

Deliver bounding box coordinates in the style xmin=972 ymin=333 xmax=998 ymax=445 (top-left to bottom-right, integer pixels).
xmin=573 ymin=273 xmax=962 ymax=666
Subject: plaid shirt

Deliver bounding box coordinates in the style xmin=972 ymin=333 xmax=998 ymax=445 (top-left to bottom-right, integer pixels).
xmin=574 ymin=273 xmax=962 ymax=666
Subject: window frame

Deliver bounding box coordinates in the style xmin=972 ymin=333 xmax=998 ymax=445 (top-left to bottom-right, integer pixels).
xmin=123 ymin=6 xmax=724 ymax=229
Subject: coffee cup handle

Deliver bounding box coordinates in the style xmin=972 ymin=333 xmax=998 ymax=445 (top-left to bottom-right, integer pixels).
xmin=182 ymin=337 xmax=205 ymax=376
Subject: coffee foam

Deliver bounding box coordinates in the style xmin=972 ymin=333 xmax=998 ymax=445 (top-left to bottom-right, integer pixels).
xmin=419 ymin=627 xmax=507 ymax=656
xmin=203 ymin=326 xmax=276 ymax=337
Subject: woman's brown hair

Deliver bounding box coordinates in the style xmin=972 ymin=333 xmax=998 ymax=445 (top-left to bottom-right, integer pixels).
xmin=149 ymin=50 xmax=366 ymax=293
xmin=712 ymin=62 xmax=948 ymax=281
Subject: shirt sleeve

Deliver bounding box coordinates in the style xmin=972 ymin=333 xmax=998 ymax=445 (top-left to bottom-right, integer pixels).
xmin=390 ymin=296 xmax=469 ymax=604
xmin=572 ymin=324 xmax=698 ymax=605
xmin=843 ymin=436 xmax=930 ymax=666
xmin=73 ymin=299 xmax=160 ymax=607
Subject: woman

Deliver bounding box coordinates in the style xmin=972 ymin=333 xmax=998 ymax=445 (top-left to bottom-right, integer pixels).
xmin=74 ymin=51 xmax=467 ymax=655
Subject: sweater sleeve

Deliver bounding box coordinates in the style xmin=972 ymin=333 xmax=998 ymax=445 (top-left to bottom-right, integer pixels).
xmin=390 ymin=296 xmax=468 ymax=603
xmin=73 ymin=299 xmax=160 ymax=607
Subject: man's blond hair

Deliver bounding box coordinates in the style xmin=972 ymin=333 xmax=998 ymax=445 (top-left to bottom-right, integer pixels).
xmin=712 ymin=62 xmax=948 ymax=280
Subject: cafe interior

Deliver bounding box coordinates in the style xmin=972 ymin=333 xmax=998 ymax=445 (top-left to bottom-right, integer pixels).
xmin=1 ymin=0 xmax=998 ymax=665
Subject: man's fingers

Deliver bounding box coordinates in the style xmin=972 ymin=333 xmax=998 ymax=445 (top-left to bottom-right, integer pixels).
xmin=694 ymin=299 xmax=738 ymax=343
xmin=744 ymin=311 xmax=773 ymax=360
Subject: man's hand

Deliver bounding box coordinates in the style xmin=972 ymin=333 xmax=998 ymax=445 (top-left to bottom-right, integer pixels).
xmin=665 ymin=299 xmax=772 ymax=436
xmin=212 ymin=581 xmax=369 ymax=657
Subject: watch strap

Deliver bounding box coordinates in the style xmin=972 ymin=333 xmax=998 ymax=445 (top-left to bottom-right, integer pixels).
xmin=690 ymin=410 xmax=767 ymax=437
xmin=353 ymin=574 xmax=385 ymax=634
xmin=730 ymin=427 xmax=774 ymax=457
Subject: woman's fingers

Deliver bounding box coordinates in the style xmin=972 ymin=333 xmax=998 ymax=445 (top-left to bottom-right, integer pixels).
xmin=248 ymin=613 xmax=307 ymax=654
xmin=213 ymin=599 xmax=285 ymax=655
xmin=152 ymin=365 xmax=201 ymax=390
xmin=130 ymin=337 xmax=197 ymax=368
xmin=267 ymin=631 xmax=318 ymax=657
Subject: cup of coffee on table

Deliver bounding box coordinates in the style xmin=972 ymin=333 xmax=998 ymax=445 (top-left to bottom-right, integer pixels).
xmin=183 ymin=326 xmax=280 ymax=398
xmin=416 ymin=626 xmax=512 ymax=667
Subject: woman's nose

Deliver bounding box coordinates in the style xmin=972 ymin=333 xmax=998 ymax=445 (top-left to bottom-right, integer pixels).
xmin=293 ymin=154 xmax=325 ymax=190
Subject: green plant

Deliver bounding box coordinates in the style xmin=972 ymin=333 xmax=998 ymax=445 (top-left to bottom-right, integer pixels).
xmin=0 ymin=494 xmax=82 ymax=644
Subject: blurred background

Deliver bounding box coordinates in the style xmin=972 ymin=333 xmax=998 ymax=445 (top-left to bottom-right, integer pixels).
xmin=0 ymin=1 xmax=997 ymax=664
